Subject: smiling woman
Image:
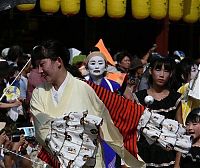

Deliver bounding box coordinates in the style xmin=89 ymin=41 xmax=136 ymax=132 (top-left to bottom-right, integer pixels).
xmin=30 ymin=40 xmax=146 ymax=168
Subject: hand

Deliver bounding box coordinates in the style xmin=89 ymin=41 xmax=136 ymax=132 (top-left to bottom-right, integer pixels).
xmin=0 ymin=131 xmax=8 ymax=145
xmin=18 ymin=134 xmax=26 ymax=146
xmin=21 ymin=140 xmax=28 ymax=149
xmin=12 ymin=135 xmax=25 ymax=152
xmin=149 ymin=44 xmax=157 ymax=53
xmin=4 ymin=138 xmax=12 ymax=150
xmin=12 ymin=99 xmax=22 ymax=107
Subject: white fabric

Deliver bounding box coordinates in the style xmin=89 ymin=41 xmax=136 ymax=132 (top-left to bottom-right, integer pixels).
xmin=0 ymin=122 xmax=5 ymax=131
xmin=137 ymin=108 xmax=192 ymax=153
xmin=7 ymin=105 xmax=23 ymax=121
xmin=68 ymin=48 xmax=81 ymax=65
xmin=1 ymin=48 xmax=9 ymax=58
xmin=19 ymin=75 xmax=28 ymax=99
xmin=188 ymin=64 xmax=200 ymax=100
xmin=51 ymin=76 xmax=68 ymax=105
xmin=45 ymin=111 xmax=102 ymax=168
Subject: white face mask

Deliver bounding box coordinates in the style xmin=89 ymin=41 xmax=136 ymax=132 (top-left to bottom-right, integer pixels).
xmin=88 ymin=56 xmax=106 ymax=77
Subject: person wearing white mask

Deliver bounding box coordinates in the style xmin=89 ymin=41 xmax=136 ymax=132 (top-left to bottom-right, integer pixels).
xmin=85 ymin=51 xmax=120 ymax=92
xmin=85 ymin=51 xmax=123 ymax=167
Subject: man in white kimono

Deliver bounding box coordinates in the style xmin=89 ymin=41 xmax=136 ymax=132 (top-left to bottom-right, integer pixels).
xmin=30 ymin=40 xmax=145 ymax=168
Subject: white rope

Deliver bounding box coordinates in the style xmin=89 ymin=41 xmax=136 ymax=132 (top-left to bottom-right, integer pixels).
xmin=0 ymin=146 xmax=46 ymax=166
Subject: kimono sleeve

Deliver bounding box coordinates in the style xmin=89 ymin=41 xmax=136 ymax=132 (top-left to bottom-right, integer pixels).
xmin=30 ymin=87 xmax=53 ymax=147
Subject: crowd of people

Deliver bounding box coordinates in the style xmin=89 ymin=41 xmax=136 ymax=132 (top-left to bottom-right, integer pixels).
xmin=0 ymin=39 xmax=199 ymax=168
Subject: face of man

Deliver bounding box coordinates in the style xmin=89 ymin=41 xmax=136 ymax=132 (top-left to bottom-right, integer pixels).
xmin=38 ymin=58 xmax=59 ymax=84
xmin=87 ymin=56 xmax=106 ymax=77
xmin=119 ymin=56 xmax=131 ymax=70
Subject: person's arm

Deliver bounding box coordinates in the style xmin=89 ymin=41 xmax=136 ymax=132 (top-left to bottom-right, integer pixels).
xmin=141 ymin=44 xmax=157 ymax=65
xmin=123 ymin=86 xmax=134 ymax=101
xmin=0 ymin=100 xmax=22 ymax=109
xmin=0 ymin=131 xmax=7 ymax=146
xmin=3 ymin=138 xmax=15 ymax=168
xmin=30 ymin=87 xmax=53 ymax=147
xmin=4 ymin=154 xmax=14 ymax=168
xmin=174 ymin=152 xmax=181 ymax=168
xmin=174 ymin=103 xmax=183 ymax=168
xmin=11 ymin=135 xmax=25 ymax=153
xmin=17 ymin=139 xmax=32 ymax=168
xmin=175 ymin=103 xmax=183 ymax=124
xmin=19 ymin=154 xmax=32 ymax=168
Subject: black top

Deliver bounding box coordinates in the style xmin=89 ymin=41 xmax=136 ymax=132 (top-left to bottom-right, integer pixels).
xmin=134 ymin=89 xmax=182 ymax=168
xmin=0 ymin=80 xmax=9 ymax=122
xmin=180 ymin=146 xmax=200 ymax=168
xmin=134 ymin=89 xmax=182 ymax=119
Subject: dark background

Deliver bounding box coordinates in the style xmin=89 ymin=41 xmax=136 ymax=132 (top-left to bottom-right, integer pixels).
xmin=0 ymin=0 xmax=199 ymax=59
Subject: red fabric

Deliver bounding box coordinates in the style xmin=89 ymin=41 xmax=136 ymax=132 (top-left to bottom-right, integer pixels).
xmin=86 ymin=81 xmax=144 ymax=157
xmin=37 ymin=147 xmax=60 ymax=168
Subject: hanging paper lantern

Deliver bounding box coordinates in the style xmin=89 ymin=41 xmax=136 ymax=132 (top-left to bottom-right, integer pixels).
xmin=169 ymin=0 xmax=184 ymax=21
xmin=150 ymin=0 xmax=168 ymax=20
xmin=16 ymin=4 xmax=35 ymax=11
xmin=60 ymin=0 xmax=80 ymax=16
xmin=107 ymin=0 xmax=127 ymax=18
xmin=131 ymin=0 xmax=150 ymax=19
xmin=40 ymin=0 xmax=60 ymax=13
xmin=183 ymin=0 xmax=199 ymax=23
xmin=86 ymin=0 xmax=106 ymax=18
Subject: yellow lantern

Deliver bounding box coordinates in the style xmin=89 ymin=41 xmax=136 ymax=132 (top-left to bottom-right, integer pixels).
xmin=131 ymin=0 xmax=150 ymax=19
xmin=40 ymin=0 xmax=60 ymax=13
xmin=150 ymin=0 xmax=168 ymax=20
xmin=60 ymin=0 xmax=80 ymax=16
xmin=183 ymin=0 xmax=199 ymax=23
xmin=86 ymin=0 xmax=106 ymax=18
xmin=169 ymin=0 xmax=184 ymax=21
xmin=16 ymin=4 xmax=35 ymax=11
xmin=107 ymin=0 xmax=127 ymax=18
